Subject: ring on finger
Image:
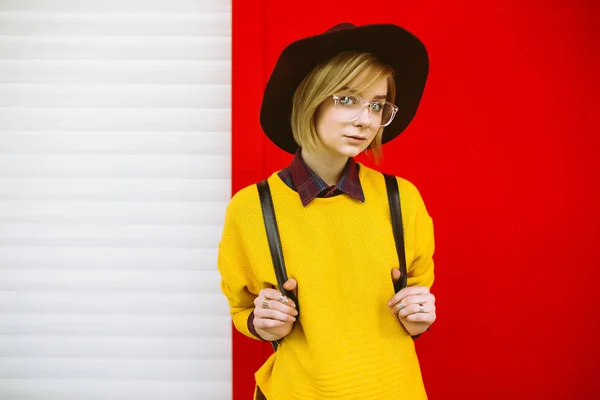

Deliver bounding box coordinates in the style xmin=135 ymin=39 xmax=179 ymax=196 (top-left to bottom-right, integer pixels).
xmin=396 ymin=303 xmax=405 ymax=311
xmin=261 ymin=300 xmax=269 ymax=309
xmin=278 ymin=295 xmax=289 ymax=305
xmin=418 ymin=303 xmax=425 ymax=313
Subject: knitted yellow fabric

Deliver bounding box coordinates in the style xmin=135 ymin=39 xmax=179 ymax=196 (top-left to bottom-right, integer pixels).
xmin=218 ymin=164 xmax=434 ymax=400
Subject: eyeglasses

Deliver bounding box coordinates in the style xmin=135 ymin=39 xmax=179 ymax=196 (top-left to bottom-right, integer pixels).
xmin=331 ymin=94 xmax=398 ymax=127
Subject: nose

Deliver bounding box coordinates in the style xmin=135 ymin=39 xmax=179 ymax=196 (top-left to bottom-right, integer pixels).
xmin=355 ymin=105 xmax=372 ymax=125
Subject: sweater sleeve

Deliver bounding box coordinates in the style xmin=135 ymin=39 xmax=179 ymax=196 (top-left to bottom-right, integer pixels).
xmin=218 ymin=250 xmax=260 ymax=340
xmin=217 ymin=191 xmax=264 ymax=341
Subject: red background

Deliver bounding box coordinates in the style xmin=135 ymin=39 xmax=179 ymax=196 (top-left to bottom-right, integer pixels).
xmin=232 ymin=1 xmax=600 ymax=398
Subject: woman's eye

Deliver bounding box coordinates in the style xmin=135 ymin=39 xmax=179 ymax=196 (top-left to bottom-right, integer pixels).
xmin=371 ymin=102 xmax=383 ymax=112
xmin=339 ymin=95 xmax=357 ymax=105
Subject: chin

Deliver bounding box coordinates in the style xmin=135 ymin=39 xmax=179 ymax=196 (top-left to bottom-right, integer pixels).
xmin=338 ymin=147 xmax=364 ymax=158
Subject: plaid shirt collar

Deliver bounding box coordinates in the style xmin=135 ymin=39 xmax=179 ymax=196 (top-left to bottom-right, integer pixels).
xmin=283 ymin=148 xmax=365 ymax=206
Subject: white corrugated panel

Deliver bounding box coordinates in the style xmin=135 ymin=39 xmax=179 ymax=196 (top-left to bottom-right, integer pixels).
xmin=0 ymin=1 xmax=232 ymax=399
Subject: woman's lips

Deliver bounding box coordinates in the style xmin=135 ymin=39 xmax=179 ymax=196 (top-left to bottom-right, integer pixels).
xmin=344 ymin=135 xmax=367 ymax=141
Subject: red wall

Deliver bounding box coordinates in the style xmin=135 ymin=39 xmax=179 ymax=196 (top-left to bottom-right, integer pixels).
xmin=232 ymin=1 xmax=600 ymax=398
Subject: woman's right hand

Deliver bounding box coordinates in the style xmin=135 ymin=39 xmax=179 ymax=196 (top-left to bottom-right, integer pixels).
xmin=253 ymin=278 xmax=298 ymax=341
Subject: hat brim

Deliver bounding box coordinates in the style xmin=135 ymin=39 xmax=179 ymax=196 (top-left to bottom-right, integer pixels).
xmin=260 ymin=24 xmax=429 ymax=154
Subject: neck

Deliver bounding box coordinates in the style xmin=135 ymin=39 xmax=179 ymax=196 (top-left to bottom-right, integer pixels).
xmin=301 ymin=147 xmax=349 ymax=186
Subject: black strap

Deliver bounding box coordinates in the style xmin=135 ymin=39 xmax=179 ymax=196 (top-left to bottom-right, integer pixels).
xmin=257 ymin=180 xmax=298 ymax=304
xmin=384 ymin=173 xmax=408 ymax=293
xmin=257 ymin=179 xmax=300 ymax=351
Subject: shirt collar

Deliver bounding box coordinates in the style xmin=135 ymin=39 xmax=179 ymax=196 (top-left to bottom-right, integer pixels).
xmin=289 ymin=148 xmax=365 ymax=206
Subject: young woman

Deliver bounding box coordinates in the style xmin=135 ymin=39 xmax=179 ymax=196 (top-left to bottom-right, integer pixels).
xmin=218 ymin=23 xmax=436 ymax=399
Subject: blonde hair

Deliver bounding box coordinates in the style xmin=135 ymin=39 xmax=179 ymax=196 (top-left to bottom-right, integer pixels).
xmin=290 ymin=51 xmax=396 ymax=161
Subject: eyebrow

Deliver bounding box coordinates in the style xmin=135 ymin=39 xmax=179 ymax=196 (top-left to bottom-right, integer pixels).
xmin=342 ymin=86 xmax=387 ymax=100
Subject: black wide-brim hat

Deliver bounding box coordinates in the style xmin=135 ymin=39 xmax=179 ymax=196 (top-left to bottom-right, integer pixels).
xmin=260 ymin=23 xmax=429 ymax=154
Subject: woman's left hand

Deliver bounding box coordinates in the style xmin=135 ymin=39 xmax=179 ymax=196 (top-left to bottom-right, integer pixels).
xmin=388 ymin=268 xmax=436 ymax=336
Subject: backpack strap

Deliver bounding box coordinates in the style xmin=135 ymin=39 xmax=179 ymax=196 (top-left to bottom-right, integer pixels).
xmin=256 ymin=179 xmax=299 ymax=351
xmin=256 ymin=174 xmax=408 ymax=349
xmin=383 ymin=173 xmax=408 ymax=293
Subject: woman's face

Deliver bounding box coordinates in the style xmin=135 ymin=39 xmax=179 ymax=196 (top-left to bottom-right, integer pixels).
xmin=314 ymin=69 xmax=388 ymax=159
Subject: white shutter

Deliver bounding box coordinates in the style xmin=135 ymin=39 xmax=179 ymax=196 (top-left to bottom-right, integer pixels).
xmin=0 ymin=1 xmax=232 ymax=399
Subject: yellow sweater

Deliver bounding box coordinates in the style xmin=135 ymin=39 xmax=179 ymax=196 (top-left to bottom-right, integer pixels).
xmin=218 ymin=164 xmax=435 ymax=399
